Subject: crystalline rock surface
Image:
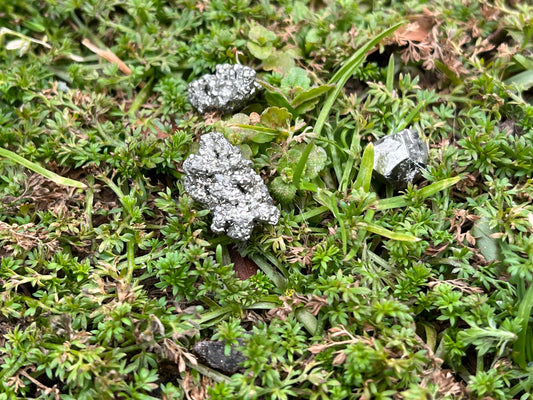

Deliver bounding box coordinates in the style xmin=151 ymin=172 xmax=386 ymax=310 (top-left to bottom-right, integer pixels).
xmin=372 ymin=128 xmax=429 ymax=189
xmin=183 ymin=132 xmax=280 ymax=241
xmin=188 ymin=64 xmax=261 ymax=114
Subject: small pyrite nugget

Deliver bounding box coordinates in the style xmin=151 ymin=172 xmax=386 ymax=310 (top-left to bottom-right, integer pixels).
xmin=372 ymin=128 xmax=428 ymax=189
xmin=188 ymin=64 xmax=261 ymax=114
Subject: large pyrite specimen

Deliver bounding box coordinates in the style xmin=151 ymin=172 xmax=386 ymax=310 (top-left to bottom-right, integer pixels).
xmin=188 ymin=64 xmax=261 ymax=114
xmin=183 ymin=132 xmax=280 ymax=241
xmin=372 ymin=128 xmax=428 ymax=189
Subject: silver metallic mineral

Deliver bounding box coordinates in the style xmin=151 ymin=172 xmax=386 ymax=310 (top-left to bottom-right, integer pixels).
xmin=372 ymin=128 xmax=429 ymax=189
xmin=188 ymin=64 xmax=261 ymax=114
xmin=183 ymin=132 xmax=280 ymax=241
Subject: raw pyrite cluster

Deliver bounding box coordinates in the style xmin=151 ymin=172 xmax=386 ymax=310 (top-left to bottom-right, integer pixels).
xmin=188 ymin=64 xmax=261 ymax=114
xmin=183 ymin=132 xmax=280 ymax=241
xmin=372 ymin=128 xmax=429 ymax=189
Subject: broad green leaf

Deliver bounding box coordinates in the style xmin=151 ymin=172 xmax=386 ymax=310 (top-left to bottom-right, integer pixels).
xmin=228 ymin=122 xmax=279 ymax=143
xmin=418 ymin=176 xmax=462 ymax=199
xmin=260 ymin=106 xmax=292 ymax=129
xmin=244 ymin=130 xmax=278 ymax=143
xmin=248 ymin=22 xmax=277 ymax=44
xmin=248 ymin=131 xmax=279 ymax=143
xmin=278 ymin=143 xmax=326 ymax=180
xmin=375 ymin=195 xmax=408 ymax=210
xmin=294 ymin=98 xmax=322 ymax=115
xmin=353 ymin=143 xmax=374 ymax=193
xmin=422 ymin=322 xmax=437 ymax=352
xmin=247 ymin=301 xmax=279 ymax=309
xmin=291 ymin=84 xmax=334 ymax=107
xmin=262 ymin=50 xmax=297 ymax=74
xmin=298 ymin=180 xmax=317 ymax=192
xmin=238 ymin=143 xmax=253 ymax=160
xmin=305 ymin=28 xmax=321 ymax=51
xmin=505 ymin=69 xmax=533 ymax=90
xmin=281 ymin=67 xmax=311 ymax=89
xmin=229 ymin=113 xmax=250 ymax=125
xmin=24 ymin=20 xmax=46 ymax=32
xmin=471 ymin=217 xmax=502 ymax=262
xmin=247 ymin=42 xmax=274 ymax=60
xmin=0 ymin=147 xmax=86 ymax=188
xmin=198 ymin=305 xmax=234 ymax=326
xmin=278 ymin=147 xmax=303 ymax=171
xmin=305 ymin=145 xmax=327 ymax=180
xmin=513 ymin=54 xmax=533 ymax=70
xmin=295 ymin=308 xmax=319 ymax=335
xmin=361 ymin=222 xmax=420 ymax=242
xmin=264 ymin=91 xmax=295 ymax=113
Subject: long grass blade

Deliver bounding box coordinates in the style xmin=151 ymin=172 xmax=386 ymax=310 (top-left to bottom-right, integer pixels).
xmin=293 ymin=22 xmax=403 ymax=188
xmin=386 ymin=54 xmax=395 ymax=92
xmin=376 ymin=176 xmax=461 ymax=210
xmin=353 ymin=143 xmax=374 ymax=193
xmin=0 ymin=147 xmax=86 ymax=188
xmin=513 ymin=284 xmax=533 ymax=369
xmin=361 ymin=222 xmax=420 ymax=242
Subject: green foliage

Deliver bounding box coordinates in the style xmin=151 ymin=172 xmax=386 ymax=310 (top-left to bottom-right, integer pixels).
xmin=1 ymin=0 xmax=533 ymax=399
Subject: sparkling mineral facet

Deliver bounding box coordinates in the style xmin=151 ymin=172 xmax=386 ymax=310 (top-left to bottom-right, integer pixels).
xmin=188 ymin=64 xmax=261 ymax=114
xmin=183 ymin=132 xmax=280 ymax=241
xmin=372 ymin=128 xmax=428 ymax=189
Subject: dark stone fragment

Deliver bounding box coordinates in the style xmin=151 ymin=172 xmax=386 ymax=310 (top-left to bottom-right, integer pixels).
xmin=192 ymin=339 xmax=247 ymax=375
xmin=372 ymin=128 xmax=428 ymax=189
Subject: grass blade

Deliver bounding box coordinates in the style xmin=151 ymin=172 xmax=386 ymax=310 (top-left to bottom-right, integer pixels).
xmin=295 ymin=308 xmax=319 ymax=335
xmin=317 ymin=22 xmax=404 ymax=137
xmin=0 ymin=147 xmax=86 ymax=188
xmin=361 ymin=222 xmax=420 ymax=242
xmin=376 ymin=176 xmax=461 ymax=210
xmin=396 ymin=101 xmax=426 ymax=132
xmin=128 ymin=77 xmax=155 ymax=117
xmin=293 ymin=22 xmax=403 ymax=188
xmin=386 ymin=54 xmax=395 ymax=92
xmin=250 ymin=254 xmax=287 ymax=290
xmin=505 ymin=69 xmax=533 ymax=91
xmin=293 ymin=205 xmax=329 ymax=223
xmin=513 ymin=284 xmax=533 ymax=369
xmin=353 ymin=143 xmax=374 ymax=193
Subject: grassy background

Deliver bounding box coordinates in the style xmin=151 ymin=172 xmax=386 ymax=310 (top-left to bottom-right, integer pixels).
xmin=1 ymin=0 xmax=533 ymax=399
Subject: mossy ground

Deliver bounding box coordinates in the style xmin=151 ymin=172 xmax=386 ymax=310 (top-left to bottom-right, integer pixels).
xmin=1 ymin=1 xmax=533 ymax=399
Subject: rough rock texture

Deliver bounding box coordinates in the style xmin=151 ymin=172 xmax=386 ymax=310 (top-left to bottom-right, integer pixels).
xmin=183 ymin=132 xmax=280 ymax=241
xmin=188 ymin=64 xmax=261 ymax=114
xmin=192 ymin=339 xmax=247 ymax=375
xmin=373 ymin=128 xmax=428 ymax=189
